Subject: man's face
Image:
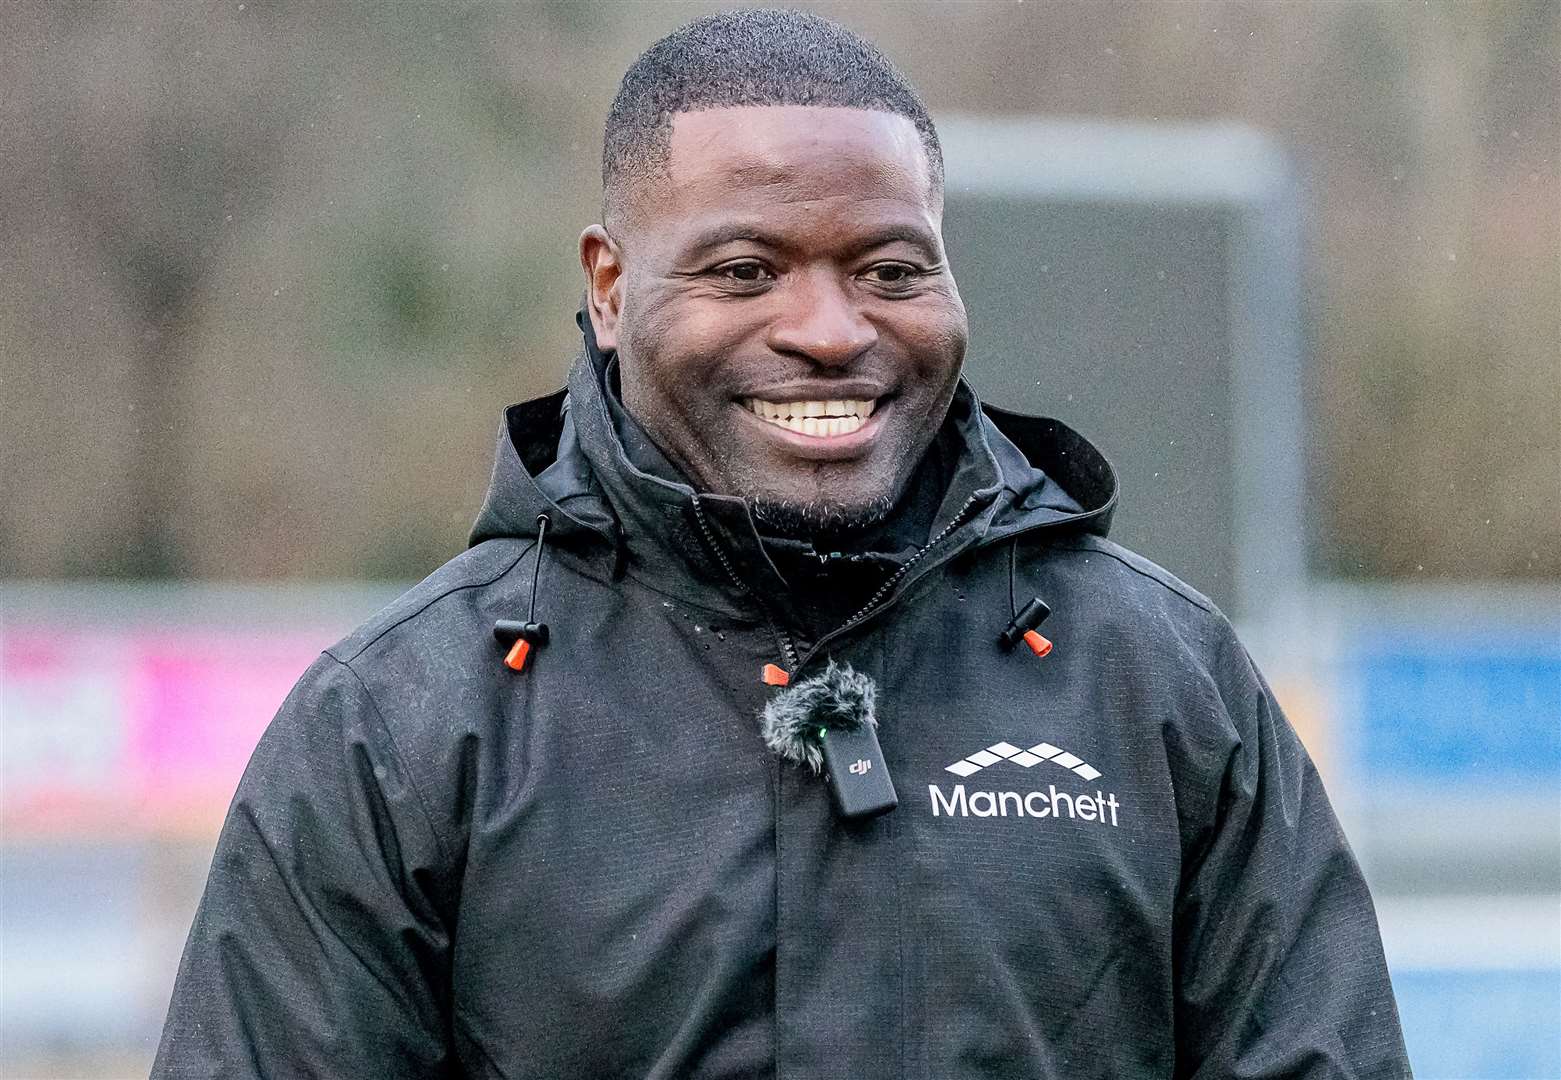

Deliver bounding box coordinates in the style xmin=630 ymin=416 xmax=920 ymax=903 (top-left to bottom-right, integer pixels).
xmin=581 ymin=106 xmax=967 ymax=534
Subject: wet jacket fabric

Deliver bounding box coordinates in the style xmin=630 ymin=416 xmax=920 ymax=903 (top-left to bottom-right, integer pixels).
xmin=154 ymin=336 xmax=1411 ymax=1078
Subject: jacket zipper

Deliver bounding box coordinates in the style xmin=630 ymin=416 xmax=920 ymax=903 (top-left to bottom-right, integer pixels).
xmin=800 ymin=491 xmax=985 ymax=666
xmin=692 ymin=490 xmax=986 ymax=675
xmin=689 ymin=494 xmax=800 ymax=672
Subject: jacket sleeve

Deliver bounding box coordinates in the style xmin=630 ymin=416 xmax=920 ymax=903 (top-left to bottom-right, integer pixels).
xmin=1172 ymin=629 xmax=1411 ymax=1079
xmin=152 ymin=653 xmax=459 ymax=1078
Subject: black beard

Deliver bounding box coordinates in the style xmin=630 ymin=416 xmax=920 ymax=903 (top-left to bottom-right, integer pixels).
xmin=749 ymin=493 xmax=895 ymax=539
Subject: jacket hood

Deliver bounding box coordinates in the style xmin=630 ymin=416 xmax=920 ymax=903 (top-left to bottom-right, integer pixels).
xmin=469 ymin=315 xmax=1117 ymax=618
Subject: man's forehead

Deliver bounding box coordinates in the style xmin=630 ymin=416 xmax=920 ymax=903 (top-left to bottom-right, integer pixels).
xmin=665 ymin=105 xmax=931 ymax=190
xmin=609 ymin=105 xmax=939 ymax=240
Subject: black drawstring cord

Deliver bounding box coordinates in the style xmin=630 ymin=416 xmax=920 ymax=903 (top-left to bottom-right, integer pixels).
xmin=1007 ymin=537 xmax=1019 ymax=620
xmin=999 ymin=536 xmax=1054 ymax=657
xmin=494 ymin=514 xmax=552 ymax=671
xmin=528 ymin=513 xmax=549 ymax=623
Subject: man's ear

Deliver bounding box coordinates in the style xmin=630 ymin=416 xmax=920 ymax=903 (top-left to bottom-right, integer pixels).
xmin=579 ymin=225 xmax=624 ymax=352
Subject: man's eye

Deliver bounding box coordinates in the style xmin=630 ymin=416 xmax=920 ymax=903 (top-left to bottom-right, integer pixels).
xmin=862 ymin=263 xmax=922 ymax=287
xmin=714 ymin=261 xmax=773 ymax=284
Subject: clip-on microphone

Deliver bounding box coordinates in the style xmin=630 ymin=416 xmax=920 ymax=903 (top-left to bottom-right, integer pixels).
xmin=760 ymin=660 xmax=897 ymax=820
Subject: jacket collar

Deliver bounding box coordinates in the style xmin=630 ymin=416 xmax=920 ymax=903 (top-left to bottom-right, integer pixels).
xmin=469 ymin=317 xmax=1117 ymax=626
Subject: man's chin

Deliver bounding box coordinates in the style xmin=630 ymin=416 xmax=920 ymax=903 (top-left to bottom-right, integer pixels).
xmin=748 ymin=494 xmax=895 ymax=539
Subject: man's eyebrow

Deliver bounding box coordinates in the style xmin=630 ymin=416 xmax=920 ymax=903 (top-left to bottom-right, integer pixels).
xmin=847 ymin=224 xmax=942 ymax=261
xmin=679 ymin=222 xmax=941 ymax=261
xmin=679 ymin=223 xmax=784 ymax=259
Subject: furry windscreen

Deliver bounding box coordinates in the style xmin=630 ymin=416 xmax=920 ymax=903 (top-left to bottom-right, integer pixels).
xmin=760 ymin=660 xmax=879 ymax=774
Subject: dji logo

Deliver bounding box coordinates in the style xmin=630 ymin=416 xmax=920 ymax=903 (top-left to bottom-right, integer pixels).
xmin=848 ymin=759 xmax=872 ymax=776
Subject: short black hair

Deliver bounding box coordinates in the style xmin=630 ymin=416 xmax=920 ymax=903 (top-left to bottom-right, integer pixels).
xmin=602 ymin=8 xmax=942 ymax=220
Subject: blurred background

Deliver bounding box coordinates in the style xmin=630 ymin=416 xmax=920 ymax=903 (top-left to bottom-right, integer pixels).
xmin=1 ymin=1 xmax=1556 ymax=1076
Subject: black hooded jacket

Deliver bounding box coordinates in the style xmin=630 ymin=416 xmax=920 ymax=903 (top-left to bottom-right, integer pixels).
xmin=154 ymin=334 xmax=1411 ymax=1078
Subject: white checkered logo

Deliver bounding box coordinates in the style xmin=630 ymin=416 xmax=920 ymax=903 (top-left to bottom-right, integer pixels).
xmin=945 ymin=741 xmax=1103 ymax=783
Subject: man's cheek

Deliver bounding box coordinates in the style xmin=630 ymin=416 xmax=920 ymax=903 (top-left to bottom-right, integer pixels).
xmin=672 ymin=309 xmax=755 ymax=366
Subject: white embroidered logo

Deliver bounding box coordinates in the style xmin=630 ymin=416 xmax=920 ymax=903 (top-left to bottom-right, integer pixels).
xmin=944 ymin=741 xmax=1103 ymax=783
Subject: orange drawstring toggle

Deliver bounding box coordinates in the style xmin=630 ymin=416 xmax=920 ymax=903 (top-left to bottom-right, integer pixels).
xmin=494 ymin=618 xmax=547 ymax=672
xmin=1000 ymin=597 xmax=1054 ymax=659
xmin=761 ymin=663 xmax=791 ymax=687
xmin=504 ymin=639 xmax=532 ymax=672
xmin=1021 ymin=630 xmax=1053 ymax=658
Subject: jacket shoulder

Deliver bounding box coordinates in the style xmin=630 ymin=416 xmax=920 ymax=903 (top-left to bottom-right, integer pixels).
xmin=327 ymin=538 xmax=535 ymax=666
xmin=1043 ymin=533 xmax=1219 ymax=617
xmin=310 ymin=539 xmax=540 ymax=858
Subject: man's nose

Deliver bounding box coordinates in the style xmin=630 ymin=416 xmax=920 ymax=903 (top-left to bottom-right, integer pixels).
xmin=766 ymin=268 xmax=877 ymax=366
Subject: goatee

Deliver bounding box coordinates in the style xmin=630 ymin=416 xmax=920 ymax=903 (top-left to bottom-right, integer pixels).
xmin=749 ymin=493 xmax=895 ymax=539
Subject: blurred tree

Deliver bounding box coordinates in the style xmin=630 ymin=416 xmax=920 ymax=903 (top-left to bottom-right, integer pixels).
xmin=49 ymin=6 xmax=325 ymax=576
xmin=2 ymin=0 xmax=1555 ymax=582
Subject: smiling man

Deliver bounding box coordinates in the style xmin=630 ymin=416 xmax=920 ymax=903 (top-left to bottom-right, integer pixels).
xmin=582 ymin=101 xmax=962 ymax=538
xmin=155 ymin=10 xmax=1410 ymax=1078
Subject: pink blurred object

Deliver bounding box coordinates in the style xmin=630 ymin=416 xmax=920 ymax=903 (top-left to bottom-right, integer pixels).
xmin=2 ymin=629 xmax=323 ymax=838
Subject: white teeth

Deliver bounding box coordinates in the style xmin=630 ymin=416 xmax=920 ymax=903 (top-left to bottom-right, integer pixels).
xmin=743 ymin=397 xmax=874 ymax=436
